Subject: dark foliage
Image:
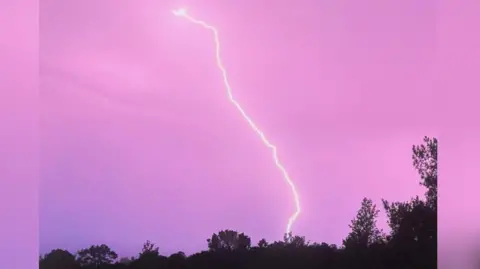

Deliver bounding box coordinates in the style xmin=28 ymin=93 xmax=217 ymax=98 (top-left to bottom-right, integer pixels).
xmin=40 ymin=137 xmax=437 ymax=269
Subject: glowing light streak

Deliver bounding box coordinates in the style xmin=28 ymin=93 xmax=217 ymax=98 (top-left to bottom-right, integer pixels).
xmin=172 ymin=7 xmax=301 ymax=235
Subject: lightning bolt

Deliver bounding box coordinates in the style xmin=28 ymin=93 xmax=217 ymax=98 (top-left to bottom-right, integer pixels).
xmin=172 ymin=7 xmax=301 ymax=235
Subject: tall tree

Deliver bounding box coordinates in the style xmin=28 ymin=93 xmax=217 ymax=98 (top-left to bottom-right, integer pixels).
xmin=382 ymin=136 xmax=438 ymax=239
xmin=412 ymin=136 xmax=437 ymax=210
xmin=343 ymin=197 xmax=384 ymax=248
xmin=383 ymin=137 xmax=438 ymax=240
xmin=76 ymin=244 xmax=118 ymax=268
xmin=380 ymin=137 xmax=438 ymax=269
xmin=207 ymin=229 xmax=251 ymax=251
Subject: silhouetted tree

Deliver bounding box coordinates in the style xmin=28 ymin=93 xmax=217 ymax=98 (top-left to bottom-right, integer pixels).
xmin=76 ymin=244 xmax=118 ymax=268
xmin=167 ymin=251 xmax=187 ymax=269
xmin=343 ymin=197 xmax=384 ymax=248
xmin=130 ymin=240 xmax=166 ymax=269
xmin=138 ymin=240 xmax=159 ymax=259
xmin=40 ymin=249 xmax=78 ymax=269
xmin=381 ymin=136 xmax=438 ymax=269
xmin=382 ymin=196 xmax=424 ymax=236
xmin=412 ymin=136 xmax=437 ymax=210
xmin=268 ymin=240 xmax=286 ymax=248
xmin=207 ymin=229 xmax=251 ymax=251
xmin=257 ymin=238 xmax=268 ymax=248
xmin=284 ymin=232 xmax=309 ymax=247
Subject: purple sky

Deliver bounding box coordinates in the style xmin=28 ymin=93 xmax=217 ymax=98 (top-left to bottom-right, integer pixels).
xmin=30 ymin=0 xmax=478 ymax=260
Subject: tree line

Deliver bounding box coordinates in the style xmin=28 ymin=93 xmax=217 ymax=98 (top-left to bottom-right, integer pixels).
xmin=40 ymin=136 xmax=437 ymax=269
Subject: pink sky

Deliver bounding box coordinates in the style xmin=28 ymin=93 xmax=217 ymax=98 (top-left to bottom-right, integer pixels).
xmin=39 ymin=0 xmax=435 ymax=255
xmin=1 ymin=0 xmax=479 ymax=266
xmin=0 ymin=1 xmax=38 ymax=268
